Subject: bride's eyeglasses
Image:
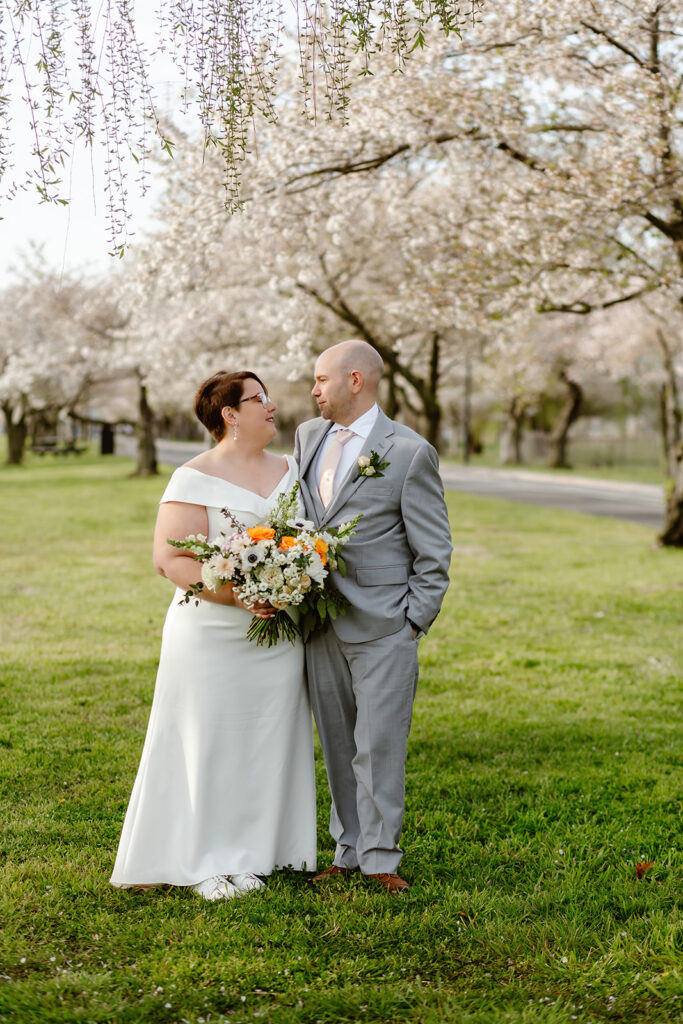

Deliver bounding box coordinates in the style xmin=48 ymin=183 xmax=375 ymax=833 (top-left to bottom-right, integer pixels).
xmin=238 ymin=390 xmax=269 ymax=408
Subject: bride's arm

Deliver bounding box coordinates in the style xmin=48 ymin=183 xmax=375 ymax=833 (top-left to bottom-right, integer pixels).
xmin=152 ymin=501 xmax=240 ymax=607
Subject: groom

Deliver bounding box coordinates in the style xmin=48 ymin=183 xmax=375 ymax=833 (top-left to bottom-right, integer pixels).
xmin=294 ymin=340 xmax=452 ymax=893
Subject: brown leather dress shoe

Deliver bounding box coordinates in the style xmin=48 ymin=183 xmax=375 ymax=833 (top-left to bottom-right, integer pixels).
xmin=365 ymin=872 xmax=410 ymax=893
xmin=311 ymin=864 xmax=355 ymax=883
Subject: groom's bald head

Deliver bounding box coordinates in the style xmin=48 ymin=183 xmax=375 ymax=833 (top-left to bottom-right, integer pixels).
xmin=312 ymin=340 xmax=384 ymax=424
xmin=326 ymin=340 xmax=384 ymax=386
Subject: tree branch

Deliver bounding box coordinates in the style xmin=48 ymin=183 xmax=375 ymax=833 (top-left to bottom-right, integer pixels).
xmin=537 ymin=285 xmax=656 ymax=315
xmin=280 ymin=133 xmax=459 ymax=193
xmin=296 ymin=268 xmax=428 ymax=397
xmin=68 ymin=410 xmax=135 ymax=428
xmin=644 ymin=210 xmax=683 ymax=240
xmin=495 ymin=140 xmax=548 ymax=173
xmin=279 ymin=122 xmax=584 ymax=194
xmin=579 ymin=20 xmax=647 ymax=67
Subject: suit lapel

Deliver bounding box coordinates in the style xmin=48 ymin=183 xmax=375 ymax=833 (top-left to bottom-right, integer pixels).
xmin=299 ymin=419 xmax=331 ymax=520
xmin=321 ymin=409 xmax=395 ymax=523
xmin=300 ymin=419 xmax=330 ymax=480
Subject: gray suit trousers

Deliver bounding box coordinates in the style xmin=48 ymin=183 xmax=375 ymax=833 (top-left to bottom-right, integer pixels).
xmin=306 ymin=620 xmax=419 ymax=874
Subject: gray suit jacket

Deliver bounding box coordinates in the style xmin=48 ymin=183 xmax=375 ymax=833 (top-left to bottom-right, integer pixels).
xmin=294 ymin=409 xmax=452 ymax=642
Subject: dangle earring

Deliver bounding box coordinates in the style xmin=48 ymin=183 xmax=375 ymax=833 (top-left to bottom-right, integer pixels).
xmin=233 ymin=420 xmax=238 ymax=442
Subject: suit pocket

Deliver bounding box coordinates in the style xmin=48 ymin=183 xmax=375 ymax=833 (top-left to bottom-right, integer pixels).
xmin=359 ymin=484 xmax=395 ymax=497
xmin=355 ymin=565 xmax=409 ymax=586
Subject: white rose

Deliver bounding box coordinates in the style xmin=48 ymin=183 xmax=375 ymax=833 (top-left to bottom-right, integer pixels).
xmin=364 ymin=465 xmax=376 ymax=476
xmin=201 ymin=562 xmax=221 ymax=592
xmin=307 ymin=552 xmax=327 ymax=585
xmin=357 ymin=456 xmax=370 ymax=468
xmin=259 ymin=566 xmax=285 ymax=590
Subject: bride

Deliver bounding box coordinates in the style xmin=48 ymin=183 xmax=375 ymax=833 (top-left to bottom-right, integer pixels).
xmin=110 ymin=370 xmax=316 ymax=900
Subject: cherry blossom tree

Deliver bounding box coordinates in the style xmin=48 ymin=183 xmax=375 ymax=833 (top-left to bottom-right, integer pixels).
xmin=107 ymin=152 xmax=305 ymax=475
xmin=638 ymin=297 xmax=683 ymax=480
xmin=483 ymin=324 xmax=558 ymax=466
xmin=271 ymin=3 xmax=683 ymax=541
xmin=127 ymin=34 xmax=561 ymax=451
xmin=485 ymin=302 xmax=681 ymax=470
xmin=460 ymin=0 xmax=683 ymax=540
xmin=0 ymin=257 xmax=131 ymax=464
xmin=118 ymin=127 xmax=519 ymax=450
xmin=0 ymin=268 xmax=96 ymax=462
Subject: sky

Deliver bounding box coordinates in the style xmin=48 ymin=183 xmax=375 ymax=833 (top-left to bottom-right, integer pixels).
xmin=0 ymin=5 xmax=184 ymax=285
xmin=0 ymin=142 xmax=166 ymax=284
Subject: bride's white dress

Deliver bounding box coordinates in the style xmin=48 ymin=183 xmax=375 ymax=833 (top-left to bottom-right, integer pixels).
xmin=110 ymin=454 xmax=316 ymax=886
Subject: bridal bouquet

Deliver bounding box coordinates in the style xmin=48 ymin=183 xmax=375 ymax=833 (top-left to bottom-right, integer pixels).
xmin=168 ymin=483 xmax=360 ymax=646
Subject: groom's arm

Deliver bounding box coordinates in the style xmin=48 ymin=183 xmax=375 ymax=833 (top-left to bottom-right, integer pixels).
xmin=401 ymin=443 xmax=452 ymax=636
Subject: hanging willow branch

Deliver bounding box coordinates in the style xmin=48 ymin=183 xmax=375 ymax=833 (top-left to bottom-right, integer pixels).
xmin=0 ymin=0 xmax=483 ymax=255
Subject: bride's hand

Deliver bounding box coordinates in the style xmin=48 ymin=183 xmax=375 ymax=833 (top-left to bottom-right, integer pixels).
xmin=233 ymin=594 xmax=275 ymax=619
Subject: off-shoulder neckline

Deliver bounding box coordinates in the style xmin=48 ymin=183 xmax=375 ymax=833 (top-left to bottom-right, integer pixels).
xmin=178 ymin=454 xmax=294 ymax=501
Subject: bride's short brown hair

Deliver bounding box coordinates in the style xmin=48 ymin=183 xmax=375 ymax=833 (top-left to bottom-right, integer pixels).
xmin=194 ymin=370 xmax=267 ymax=441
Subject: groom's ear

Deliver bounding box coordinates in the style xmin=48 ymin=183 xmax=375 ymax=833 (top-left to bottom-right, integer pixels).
xmin=349 ymin=370 xmax=363 ymax=393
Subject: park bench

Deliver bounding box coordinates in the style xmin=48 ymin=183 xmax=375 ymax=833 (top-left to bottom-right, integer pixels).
xmin=32 ymin=437 xmax=87 ymax=456
xmin=31 ymin=436 xmax=59 ymax=455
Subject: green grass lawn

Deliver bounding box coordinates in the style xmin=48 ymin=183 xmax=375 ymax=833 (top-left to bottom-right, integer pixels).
xmin=1 ymin=454 xmax=681 ymax=1024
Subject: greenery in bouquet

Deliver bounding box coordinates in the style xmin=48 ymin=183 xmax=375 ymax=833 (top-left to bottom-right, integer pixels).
xmin=167 ymin=483 xmax=360 ymax=646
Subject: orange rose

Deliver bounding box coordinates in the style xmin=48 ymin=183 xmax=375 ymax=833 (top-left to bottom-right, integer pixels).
xmin=314 ymin=538 xmax=329 ymax=564
xmin=279 ymin=535 xmax=299 ymax=551
xmin=247 ymin=526 xmax=275 ymax=542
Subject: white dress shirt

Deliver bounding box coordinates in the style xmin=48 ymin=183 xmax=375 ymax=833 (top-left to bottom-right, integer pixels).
xmin=315 ymin=403 xmax=379 ymax=495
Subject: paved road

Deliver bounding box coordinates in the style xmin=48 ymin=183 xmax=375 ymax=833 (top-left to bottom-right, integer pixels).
xmin=439 ymin=465 xmax=665 ymax=529
xmin=117 ymin=436 xmax=665 ymax=529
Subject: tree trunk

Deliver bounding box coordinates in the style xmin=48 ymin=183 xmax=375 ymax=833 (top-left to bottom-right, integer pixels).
xmin=658 ymin=442 xmax=683 ymax=546
xmin=424 ymin=401 xmax=442 ymax=451
xmin=2 ymin=400 xmax=27 ymax=465
xmin=500 ymin=396 xmax=526 ymax=465
xmin=392 ymin=337 xmax=443 ymax=448
xmin=461 ymin=345 xmax=471 ymax=464
xmin=656 ymin=330 xmax=682 ymax=478
xmin=100 ymin=423 xmax=115 ymax=455
xmin=133 ymin=381 xmax=158 ymax=477
xmin=548 ymin=371 xmax=583 ymax=469
xmin=423 ymin=332 xmax=443 ymax=452
xmin=659 ymin=383 xmax=671 ymax=471
xmin=384 ymin=365 xmax=400 ymax=419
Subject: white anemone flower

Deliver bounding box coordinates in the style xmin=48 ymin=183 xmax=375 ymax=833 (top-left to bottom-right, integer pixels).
xmin=287 ymin=517 xmax=315 ymax=531
xmin=240 ymin=541 xmax=269 ymax=573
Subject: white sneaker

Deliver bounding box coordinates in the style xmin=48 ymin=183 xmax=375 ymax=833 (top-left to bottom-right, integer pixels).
xmin=226 ymin=872 xmax=265 ymax=894
xmin=191 ymin=875 xmax=239 ymax=901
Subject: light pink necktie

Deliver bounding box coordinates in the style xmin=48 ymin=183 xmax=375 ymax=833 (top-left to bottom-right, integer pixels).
xmin=318 ymin=428 xmax=354 ymax=507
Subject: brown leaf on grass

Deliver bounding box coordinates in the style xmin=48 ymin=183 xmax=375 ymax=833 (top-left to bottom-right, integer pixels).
xmin=635 ymin=861 xmax=654 ymax=879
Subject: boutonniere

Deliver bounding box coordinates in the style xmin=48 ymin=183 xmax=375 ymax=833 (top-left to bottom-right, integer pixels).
xmin=356 ymin=450 xmax=389 ymax=480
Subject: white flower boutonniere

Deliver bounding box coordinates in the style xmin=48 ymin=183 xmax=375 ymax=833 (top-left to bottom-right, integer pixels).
xmin=356 ymin=450 xmax=390 ymax=480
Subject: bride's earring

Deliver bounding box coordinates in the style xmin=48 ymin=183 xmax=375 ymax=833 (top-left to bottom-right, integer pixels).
xmin=233 ymin=420 xmax=238 ymax=441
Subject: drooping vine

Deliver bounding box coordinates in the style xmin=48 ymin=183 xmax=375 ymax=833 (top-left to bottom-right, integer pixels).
xmin=0 ymin=1 xmax=483 ymax=254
